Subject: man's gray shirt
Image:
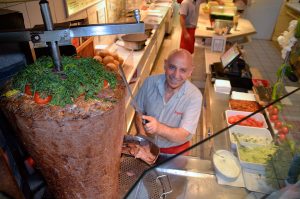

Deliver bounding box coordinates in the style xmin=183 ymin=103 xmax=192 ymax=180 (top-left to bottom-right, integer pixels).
xmin=135 ymin=74 xmax=203 ymax=148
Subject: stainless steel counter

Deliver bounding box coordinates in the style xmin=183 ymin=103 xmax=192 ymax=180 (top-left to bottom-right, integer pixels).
xmin=126 ymin=155 xmax=249 ymax=199
xmin=204 ymin=76 xmax=232 ymax=151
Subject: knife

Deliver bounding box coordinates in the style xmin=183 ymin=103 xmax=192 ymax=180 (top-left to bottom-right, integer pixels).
xmin=118 ymin=63 xmax=149 ymax=125
xmin=118 ymin=63 xmax=142 ymax=113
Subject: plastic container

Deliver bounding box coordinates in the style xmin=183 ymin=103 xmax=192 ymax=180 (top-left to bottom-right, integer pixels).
xmin=252 ymin=79 xmax=270 ymax=87
xmin=229 ymin=126 xmax=273 ymax=150
xmin=236 ymin=143 xmax=277 ymax=171
xmin=230 ymin=91 xmax=256 ymax=101
xmin=242 ymin=168 xmax=277 ymax=194
xmin=213 ymin=150 xmax=241 ymax=181
xmin=225 ymin=110 xmax=268 ymax=128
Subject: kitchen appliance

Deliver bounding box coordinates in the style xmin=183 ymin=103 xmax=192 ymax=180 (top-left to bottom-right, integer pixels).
xmin=210 ymin=44 xmax=253 ymax=89
xmin=210 ymin=5 xmax=237 ymax=21
xmin=121 ymin=33 xmax=148 ymax=51
xmin=214 ymin=19 xmax=233 ymax=35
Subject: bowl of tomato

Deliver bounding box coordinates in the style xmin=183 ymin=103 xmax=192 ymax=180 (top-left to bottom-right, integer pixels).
xmin=225 ymin=110 xmax=268 ymax=128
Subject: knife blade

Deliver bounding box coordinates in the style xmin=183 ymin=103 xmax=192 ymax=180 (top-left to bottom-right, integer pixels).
xmin=118 ymin=63 xmax=143 ymax=114
xmin=118 ymin=63 xmax=149 ymax=125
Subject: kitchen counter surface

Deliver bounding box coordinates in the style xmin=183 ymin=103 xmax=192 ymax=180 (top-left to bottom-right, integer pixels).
xmin=127 ymin=154 xmax=250 ymax=199
xmin=286 ymin=2 xmax=300 ymax=13
xmin=195 ymin=12 xmax=256 ymax=40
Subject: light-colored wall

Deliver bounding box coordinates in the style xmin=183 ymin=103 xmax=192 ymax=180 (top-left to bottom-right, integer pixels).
xmin=243 ymin=0 xmax=284 ymax=40
xmin=0 ymin=0 xmax=108 ymax=28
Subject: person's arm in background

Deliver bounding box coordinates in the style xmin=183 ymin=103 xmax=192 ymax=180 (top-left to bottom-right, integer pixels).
xmin=179 ymin=2 xmax=192 ymax=41
xmin=180 ymin=14 xmax=191 ymax=41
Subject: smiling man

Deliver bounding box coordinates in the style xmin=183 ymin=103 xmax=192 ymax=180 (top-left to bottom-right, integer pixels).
xmin=134 ymin=49 xmax=203 ymax=154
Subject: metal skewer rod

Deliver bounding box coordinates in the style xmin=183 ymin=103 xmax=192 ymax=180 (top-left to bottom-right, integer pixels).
xmin=39 ymin=0 xmax=62 ymax=72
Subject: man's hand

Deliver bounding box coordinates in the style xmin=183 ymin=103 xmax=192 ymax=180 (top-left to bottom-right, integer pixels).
xmin=142 ymin=115 xmax=161 ymax=134
xmin=142 ymin=114 xmax=191 ymax=144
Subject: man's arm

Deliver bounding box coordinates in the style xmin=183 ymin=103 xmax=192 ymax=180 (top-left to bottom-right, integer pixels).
xmin=142 ymin=115 xmax=190 ymax=144
xmin=180 ymin=14 xmax=191 ymax=41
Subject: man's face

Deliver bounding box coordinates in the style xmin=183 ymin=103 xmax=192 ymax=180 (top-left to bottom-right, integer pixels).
xmin=164 ymin=54 xmax=193 ymax=90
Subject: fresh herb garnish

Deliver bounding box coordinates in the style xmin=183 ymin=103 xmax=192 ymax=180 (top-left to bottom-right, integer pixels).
xmin=12 ymin=56 xmax=117 ymax=107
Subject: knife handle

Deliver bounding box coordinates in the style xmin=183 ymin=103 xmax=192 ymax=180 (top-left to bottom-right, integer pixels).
xmin=142 ymin=119 xmax=149 ymax=125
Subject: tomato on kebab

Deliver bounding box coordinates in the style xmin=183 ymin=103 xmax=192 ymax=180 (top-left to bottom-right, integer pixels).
xmin=34 ymin=92 xmax=52 ymax=105
xmin=25 ymin=84 xmax=32 ymax=95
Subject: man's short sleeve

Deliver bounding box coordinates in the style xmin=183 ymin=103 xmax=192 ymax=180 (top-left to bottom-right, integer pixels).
xmin=180 ymin=91 xmax=202 ymax=135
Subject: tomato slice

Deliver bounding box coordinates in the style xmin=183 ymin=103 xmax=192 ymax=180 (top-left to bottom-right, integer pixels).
xmin=34 ymin=92 xmax=52 ymax=104
xmin=228 ymin=116 xmax=236 ymax=124
xmin=257 ymin=121 xmax=264 ymax=127
xmin=246 ymin=118 xmax=256 ymax=127
xmin=240 ymin=120 xmax=250 ymax=126
xmin=103 ymin=79 xmax=110 ymax=89
xmin=25 ymin=84 xmax=32 ymax=95
xmin=236 ymin=115 xmax=245 ymax=120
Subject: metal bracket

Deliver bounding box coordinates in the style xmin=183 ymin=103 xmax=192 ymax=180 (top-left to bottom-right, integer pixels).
xmin=156 ymin=174 xmax=173 ymax=198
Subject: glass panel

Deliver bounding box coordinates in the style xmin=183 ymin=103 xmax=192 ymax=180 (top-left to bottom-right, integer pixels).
xmin=124 ymin=87 xmax=300 ymax=198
